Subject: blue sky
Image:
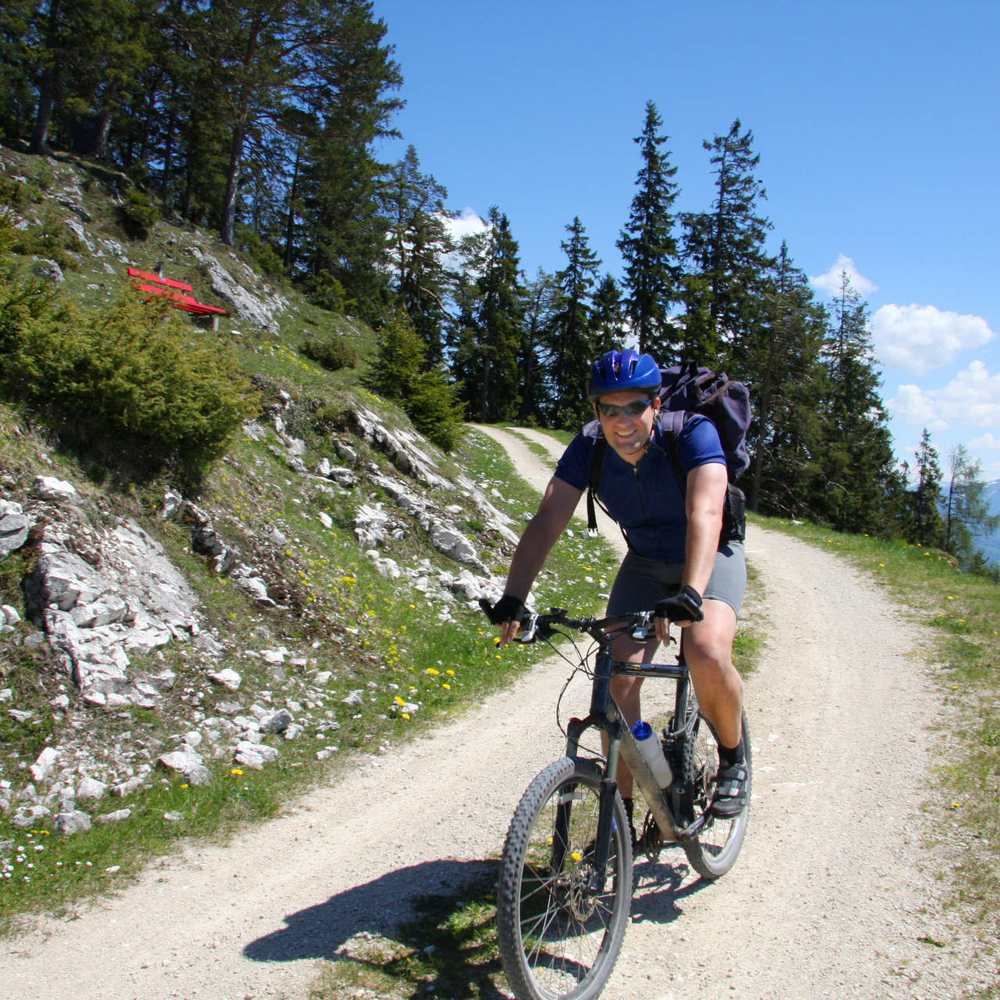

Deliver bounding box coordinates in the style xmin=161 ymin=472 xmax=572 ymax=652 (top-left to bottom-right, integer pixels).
xmin=371 ymin=0 xmax=1000 ymax=481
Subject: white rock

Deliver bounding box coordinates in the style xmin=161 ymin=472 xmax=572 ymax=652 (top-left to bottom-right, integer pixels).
xmin=30 ymin=747 xmax=59 ymax=783
xmin=76 ymin=776 xmax=108 ymax=801
xmin=95 ymin=808 xmax=131 ymax=824
xmin=33 ymin=476 xmax=79 ymax=502
xmin=54 ymin=810 xmax=92 ymax=835
xmin=208 ymin=668 xmax=242 ymax=691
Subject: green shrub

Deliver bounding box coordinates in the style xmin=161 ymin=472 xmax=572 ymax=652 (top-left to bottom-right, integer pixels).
xmin=237 ymin=228 xmax=286 ymax=279
xmin=364 ymin=311 xmax=466 ymax=451
xmin=9 ymin=207 xmax=82 ymax=268
xmin=304 ymin=272 xmax=350 ymax=313
xmin=1 ymin=294 xmax=258 ymax=471
xmin=300 ymin=334 xmax=357 ymax=372
xmin=409 ymin=370 xmax=466 ymax=451
xmin=118 ymin=189 xmax=160 ymax=240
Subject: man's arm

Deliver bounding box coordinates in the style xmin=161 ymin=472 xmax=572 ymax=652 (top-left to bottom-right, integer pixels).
xmin=681 ymin=460 xmax=728 ymax=595
xmin=497 ymin=475 xmax=583 ymax=644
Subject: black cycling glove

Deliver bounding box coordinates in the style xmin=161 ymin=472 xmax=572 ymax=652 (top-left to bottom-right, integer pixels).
xmin=481 ymin=594 xmax=527 ymax=625
xmin=654 ymin=585 xmax=705 ymax=623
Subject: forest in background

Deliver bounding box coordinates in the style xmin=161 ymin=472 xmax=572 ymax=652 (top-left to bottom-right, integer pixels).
xmin=1 ymin=0 xmax=997 ymax=576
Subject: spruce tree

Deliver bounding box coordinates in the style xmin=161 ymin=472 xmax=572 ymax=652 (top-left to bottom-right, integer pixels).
xmin=591 ymin=273 xmax=626 ymax=356
xmin=382 ymin=145 xmax=454 ymax=364
xmin=945 ymin=445 xmax=1000 ymax=568
xmin=517 ymin=268 xmax=560 ymax=424
xmin=903 ymin=429 xmax=945 ymax=546
xmin=453 ymin=208 xmax=524 ymax=422
xmin=551 ymin=216 xmax=601 ymax=429
xmin=736 ymin=242 xmax=828 ymax=515
xmin=816 ymin=272 xmax=901 ymax=534
xmin=617 ymin=100 xmax=680 ymax=361
xmin=679 ymin=119 xmax=772 ymax=367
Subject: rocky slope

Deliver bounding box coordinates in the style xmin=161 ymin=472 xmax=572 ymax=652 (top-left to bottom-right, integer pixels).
xmin=0 ymin=146 xmax=522 ymax=850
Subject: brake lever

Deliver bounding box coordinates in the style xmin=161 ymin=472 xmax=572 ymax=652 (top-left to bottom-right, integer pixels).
xmin=515 ymin=612 xmax=540 ymax=643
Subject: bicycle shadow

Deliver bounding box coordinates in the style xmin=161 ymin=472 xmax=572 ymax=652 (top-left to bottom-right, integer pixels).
xmin=629 ymin=852 xmax=714 ymax=924
xmin=243 ymin=857 xmax=497 ymax=963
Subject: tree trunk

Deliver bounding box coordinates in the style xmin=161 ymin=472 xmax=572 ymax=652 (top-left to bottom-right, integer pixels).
xmin=284 ymin=145 xmax=301 ymax=271
xmin=220 ymin=120 xmax=246 ymax=246
xmin=30 ymin=68 xmax=55 ymax=154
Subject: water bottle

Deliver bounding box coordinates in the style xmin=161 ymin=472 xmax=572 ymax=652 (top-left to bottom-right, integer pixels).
xmin=631 ymin=720 xmax=673 ymax=788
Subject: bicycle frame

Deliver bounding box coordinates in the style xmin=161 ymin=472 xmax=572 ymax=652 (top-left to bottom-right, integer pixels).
xmin=561 ymin=635 xmax=695 ymax=881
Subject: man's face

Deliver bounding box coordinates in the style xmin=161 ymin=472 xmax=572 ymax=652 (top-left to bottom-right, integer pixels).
xmin=595 ymin=390 xmax=660 ymax=464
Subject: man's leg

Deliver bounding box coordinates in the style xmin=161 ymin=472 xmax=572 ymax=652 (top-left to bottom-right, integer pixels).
xmin=683 ymin=599 xmax=747 ymax=816
xmin=682 ymin=599 xmax=742 ymax=747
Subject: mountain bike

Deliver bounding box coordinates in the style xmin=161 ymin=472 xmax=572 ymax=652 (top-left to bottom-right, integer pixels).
xmin=483 ymin=604 xmax=751 ymax=1000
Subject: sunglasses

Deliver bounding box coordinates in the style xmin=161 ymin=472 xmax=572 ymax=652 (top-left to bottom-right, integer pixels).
xmin=595 ymin=398 xmax=655 ymax=419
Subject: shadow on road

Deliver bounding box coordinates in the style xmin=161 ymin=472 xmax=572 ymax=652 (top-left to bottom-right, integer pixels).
xmin=630 ymin=853 xmax=714 ymax=924
xmin=245 ymin=852 xmax=710 ymax=966
xmin=244 ymin=857 xmax=496 ymax=962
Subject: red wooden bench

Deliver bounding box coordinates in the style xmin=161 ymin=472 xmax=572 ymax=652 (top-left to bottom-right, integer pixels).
xmin=128 ymin=267 xmax=227 ymax=325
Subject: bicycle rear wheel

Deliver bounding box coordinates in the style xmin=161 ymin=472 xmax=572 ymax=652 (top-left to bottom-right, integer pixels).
xmin=496 ymin=756 xmax=633 ymax=1000
xmin=676 ymin=710 xmax=751 ymax=879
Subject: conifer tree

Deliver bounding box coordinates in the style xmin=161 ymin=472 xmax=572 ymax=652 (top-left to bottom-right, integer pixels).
xmin=382 ymin=145 xmax=454 ymax=363
xmin=679 ymin=119 xmax=772 ymax=366
xmin=517 ymin=268 xmax=560 ymax=424
xmin=902 ymin=429 xmax=945 ymax=546
xmin=551 ymin=216 xmax=601 ymax=429
xmin=617 ymin=100 xmax=680 ymax=360
xmin=944 ymin=445 xmax=1000 ymax=568
xmin=816 ymin=272 xmax=901 ymax=534
xmin=734 ymin=242 xmax=827 ymax=514
xmin=591 ymin=273 xmax=625 ymax=356
xmin=453 ymin=208 xmax=524 ymax=422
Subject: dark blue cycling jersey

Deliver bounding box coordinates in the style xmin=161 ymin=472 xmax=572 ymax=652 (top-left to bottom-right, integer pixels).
xmin=555 ymin=414 xmax=726 ymax=563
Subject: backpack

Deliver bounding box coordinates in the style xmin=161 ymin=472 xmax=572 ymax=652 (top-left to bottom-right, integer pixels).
xmin=585 ymin=361 xmax=752 ymax=546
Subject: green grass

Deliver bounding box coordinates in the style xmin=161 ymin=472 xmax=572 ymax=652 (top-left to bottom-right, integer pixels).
xmin=0 ymin=413 xmax=619 ymax=935
xmin=302 ymin=510 xmax=998 ymax=1000
xmin=308 ymin=871 xmax=501 ymax=1000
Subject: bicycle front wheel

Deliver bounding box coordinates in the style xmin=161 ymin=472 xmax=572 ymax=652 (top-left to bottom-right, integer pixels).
xmin=678 ymin=710 xmax=751 ymax=880
xmin=496 ymin=756 xmax=633 ymax=1000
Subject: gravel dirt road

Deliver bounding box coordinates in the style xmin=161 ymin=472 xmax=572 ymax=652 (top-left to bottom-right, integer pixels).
xmin=0 ymin=425 xmax=993 ymax=1000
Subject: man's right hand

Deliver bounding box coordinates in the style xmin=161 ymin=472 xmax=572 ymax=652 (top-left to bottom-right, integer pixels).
xmin=480 ymin=595 xmax=527 ymax=646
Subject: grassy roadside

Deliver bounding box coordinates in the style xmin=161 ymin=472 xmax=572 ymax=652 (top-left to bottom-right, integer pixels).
xmin=0 ymin=425 xmax=620 ymax=934
xmin=305 ymin=511 xmax=998 ymax=1000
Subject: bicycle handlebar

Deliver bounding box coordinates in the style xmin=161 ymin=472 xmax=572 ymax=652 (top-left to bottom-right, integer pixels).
xmin=477 ymin=600 xmax=659 ymax=645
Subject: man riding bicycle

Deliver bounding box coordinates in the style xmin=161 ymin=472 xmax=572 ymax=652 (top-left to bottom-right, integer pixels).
xmin=487 ymin=348 xmax=748 ymax=830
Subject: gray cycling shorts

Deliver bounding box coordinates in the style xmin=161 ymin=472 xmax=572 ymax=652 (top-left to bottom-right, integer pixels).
xmin=606 ymin=541 xmax=747 ymax=618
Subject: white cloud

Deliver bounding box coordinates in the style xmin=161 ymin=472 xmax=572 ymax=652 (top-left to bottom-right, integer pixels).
xmin=809 ymin=254 xmax=878 ymax=298
xmin=970 ymin=431 xmax=1000 ymax=450
xmin=870 ymin=303 xmax=994 ymax=375
xmin=887 ymin=360 xmax=1000 ymax=428
xmin=442 ymin=207 xmax=487 ymax=243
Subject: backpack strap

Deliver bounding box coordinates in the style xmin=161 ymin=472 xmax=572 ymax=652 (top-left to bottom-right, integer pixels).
xmin=586 ymin=435 xmax=608 ymax=537
xmin=655 ymin=410 xmax=688 ymax=491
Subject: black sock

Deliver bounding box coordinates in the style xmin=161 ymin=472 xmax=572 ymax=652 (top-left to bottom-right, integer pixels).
xmin=719 ymin=738 xmax=745 ymax=768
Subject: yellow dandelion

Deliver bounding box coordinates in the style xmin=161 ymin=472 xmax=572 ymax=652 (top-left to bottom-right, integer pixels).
xmin=231 ymin=768 xmax=244 ymax=776
xmin=446 ymin=669 xmax=455 ymax=676
xmin=442 ymin=683 xmax=451 ymax=690
xmin=402 ymin=713 xmax=411 ymax=720
xmin=426 ymin=667 xmax=440 ymax=676
xmin=394 ymin=696 xmax=405 ymax=706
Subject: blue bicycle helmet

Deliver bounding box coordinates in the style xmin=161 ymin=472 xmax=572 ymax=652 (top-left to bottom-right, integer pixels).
xmin=587 ymin=349 xmax=661 ymax=400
